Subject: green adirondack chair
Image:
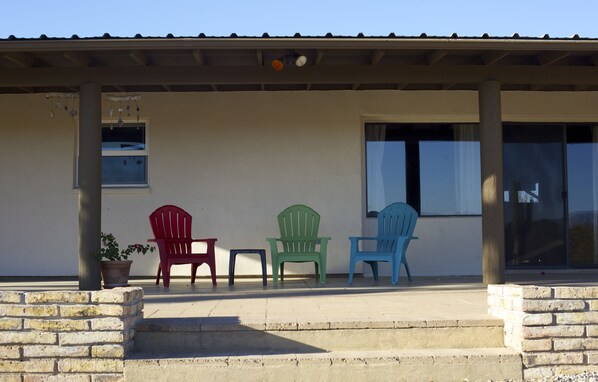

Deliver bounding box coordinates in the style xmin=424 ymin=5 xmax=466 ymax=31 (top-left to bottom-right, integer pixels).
xmin=267 ymin=204 xmax=331 ymax=286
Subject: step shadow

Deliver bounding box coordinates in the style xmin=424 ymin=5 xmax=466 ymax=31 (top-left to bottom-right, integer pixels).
xmin=132 ymin=316 xmax=327 ymax=359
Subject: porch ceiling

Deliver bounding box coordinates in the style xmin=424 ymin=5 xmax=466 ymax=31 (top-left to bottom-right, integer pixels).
xmin=1 ymin=34 xmax=598 ymax=94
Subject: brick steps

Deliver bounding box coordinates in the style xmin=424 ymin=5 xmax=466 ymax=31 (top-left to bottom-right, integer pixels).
xmin=127 ymin=317 xmax=523 ymax=381
xmin=125 ymin=348 xmax=522 ymax=382
xmin=133 ymin=318 xmax=505 ymax=355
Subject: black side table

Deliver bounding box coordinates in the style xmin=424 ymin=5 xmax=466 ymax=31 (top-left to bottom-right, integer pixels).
xmin=228 ymin=249 xmax=267 ymax=286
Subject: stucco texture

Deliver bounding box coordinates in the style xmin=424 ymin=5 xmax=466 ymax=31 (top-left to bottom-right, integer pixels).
xmin=2 ymin=90 xmax=598 ymax=277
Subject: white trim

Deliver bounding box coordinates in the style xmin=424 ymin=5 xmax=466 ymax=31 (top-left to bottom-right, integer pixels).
xmin=361 ymin=114 xmax=479 ymax=124
xmin=503 ymin=114 xmax=598 ymax=123
xmin=72 ymin=187 xmax=151 ymax=195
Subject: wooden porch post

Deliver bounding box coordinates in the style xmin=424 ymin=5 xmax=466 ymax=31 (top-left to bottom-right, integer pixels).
xmin=78 ymin=82 xmax=102 ymax=290
xmin=478 ymin=80 xmax=505 ymax=285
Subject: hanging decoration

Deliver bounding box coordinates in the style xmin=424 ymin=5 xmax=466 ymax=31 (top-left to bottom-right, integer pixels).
xmin=105 ymin=94 xmax=142 ymax=128
xmin=46 ymin=93 xmax=79 ymax=118
xmin=46 ymin=93 xmax=142 ymax=126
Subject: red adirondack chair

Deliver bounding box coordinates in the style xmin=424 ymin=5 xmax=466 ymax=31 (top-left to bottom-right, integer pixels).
xmin=148 ymin=205 xmax=217 ymax=288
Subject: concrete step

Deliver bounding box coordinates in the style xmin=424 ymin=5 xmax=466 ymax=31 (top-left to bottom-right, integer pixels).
xmin=125 ymin=348 xmax=523 ymax=382
xmin=133 ymin=317 xmax=506 ymax=355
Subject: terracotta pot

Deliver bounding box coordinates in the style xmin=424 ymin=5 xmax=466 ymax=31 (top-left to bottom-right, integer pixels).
xmin=100 ymin=260 xmax=132 ymax=289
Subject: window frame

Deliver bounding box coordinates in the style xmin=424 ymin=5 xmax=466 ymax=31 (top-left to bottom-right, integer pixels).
xmin=75 ymin=120 xmax=150 ymax=189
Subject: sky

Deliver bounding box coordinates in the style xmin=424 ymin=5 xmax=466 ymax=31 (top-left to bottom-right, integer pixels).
xmin=1 ymin=0 xmax=597 ymax=39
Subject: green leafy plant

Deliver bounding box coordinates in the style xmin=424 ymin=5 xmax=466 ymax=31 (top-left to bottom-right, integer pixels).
xmin=96 ymin=232 xmax=155 ymax=261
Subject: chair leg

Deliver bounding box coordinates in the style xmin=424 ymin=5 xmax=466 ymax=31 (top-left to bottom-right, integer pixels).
xmin=348 ymin=259 xmax=355 ymax=284
xmin=208 ymin=259 xmax=217 ymax=286
xmin=367 ymin=261 xmax=379 ymax=281
xmin=314 ymin=262 xmax=319 ymax=282
xmin=163 ymin=266 xmax=171 ymax=288
xmin=319 ymin=257 xmax=326 ymax=285
xmin=155 ymin=266 xmax=162 ymax=285
xmin=403 ymin=259 xmax=412 ymax=282
xmin=391 ymin=257 xmax=398 ymax=285
xmin=280 ymin=263 xmax=285 ymax=281
xmin=272 ymin=261 xmax=279 ymax=286
xmin=191 ymin=263 xmax=199 ymax=284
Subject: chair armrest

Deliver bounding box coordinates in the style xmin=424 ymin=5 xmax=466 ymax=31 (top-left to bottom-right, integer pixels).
xmin=348 ymin=236 xmax=379 ymax=242
xmin=191 ymin=238 xmax=217 ymax=243
xmin=317 ymin=237 xmax=331 ymax=244
xmin=266 ymin=238 xmax=281 ymax=256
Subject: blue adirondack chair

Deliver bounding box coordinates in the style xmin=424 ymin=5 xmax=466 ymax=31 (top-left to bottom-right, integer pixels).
xmin=348 ymin=202 xmax=418 ymax=285
xmin=267 ymin=204 xmax=331 ymax=286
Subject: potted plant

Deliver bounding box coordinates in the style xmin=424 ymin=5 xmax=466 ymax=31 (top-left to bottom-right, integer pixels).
xmin=97 ymin=232 xmax=154 ymax=289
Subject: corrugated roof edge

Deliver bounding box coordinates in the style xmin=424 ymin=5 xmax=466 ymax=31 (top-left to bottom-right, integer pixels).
xmin=0 ymin=32 xmax=594 ymax=41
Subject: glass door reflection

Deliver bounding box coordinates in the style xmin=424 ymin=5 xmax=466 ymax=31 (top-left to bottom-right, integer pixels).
xmin=567 ymin=125 xmax=598 ymax=266
xmin=503 ymin=124 xmax=566 ymax=267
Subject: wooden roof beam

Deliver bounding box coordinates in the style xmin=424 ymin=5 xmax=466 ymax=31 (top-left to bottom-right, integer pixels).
xmin=17 ymin=86 xmax=33 ymax=93
xmin=427 ymin=50 xmax=447 ymax=65
xmin=315 ymin=50 xmax=325 ymax=65
xmin=482 ymin=51 xmax=509 ymax=65
xmin=537 ymin=51 xmax=569 ymax=66
xmin=192 ymin=50 xmax=205 ymax=65
xmin=256 ymin=49 xmax=263 ymax=66
xmin=129 ymin=50 xmax=147 ymax=66
xmin=370 ymin=50 xmax=385 ymax=65
xmin=63 ymin=51 xmax=90 ymax=67
xmin=2 ymin=52 xmax=35 ymax=67
xmin=5 ymin=64 xmax=598 ymax=88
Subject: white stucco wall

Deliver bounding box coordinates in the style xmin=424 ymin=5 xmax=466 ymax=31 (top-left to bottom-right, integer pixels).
xmin=2 ymin=90 xmax=598 ymax=277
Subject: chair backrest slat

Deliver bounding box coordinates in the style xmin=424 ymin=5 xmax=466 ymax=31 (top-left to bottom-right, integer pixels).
xmin=278 ymin=204 xmax=320 ymax=254
xmin=149 ymin=205 xmax=194 ymax=255
xmin=376 ymin=202 xmax=418 ymax=252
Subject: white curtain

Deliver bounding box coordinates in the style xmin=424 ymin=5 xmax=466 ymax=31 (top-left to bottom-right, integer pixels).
xmin=593 ymin=125 xmax=598 ymax=263
xmin=367 ymin=124 xmax=386 ymax=213
xmin=453 ymin=124 xmax=481 ymax=214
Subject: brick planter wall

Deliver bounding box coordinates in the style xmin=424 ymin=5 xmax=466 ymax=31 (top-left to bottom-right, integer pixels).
xmin=488 ymin=284 xmax=598 ymax=380
xmin=0 ymin=287 xmax=143 ymax=382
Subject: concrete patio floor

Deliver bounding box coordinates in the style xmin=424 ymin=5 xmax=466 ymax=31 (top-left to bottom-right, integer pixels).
xmin=1 ymin=271 xmax=596 ymax=325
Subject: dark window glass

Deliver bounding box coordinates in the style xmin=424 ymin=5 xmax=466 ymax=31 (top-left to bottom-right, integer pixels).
xmin=96 ymin=122 xmax=148 ymax=186
xmin=102 ymin=123 xmax=145 ymax=151
xmin=503 ymin=124 xmax=566 ymax=267
xmin=567 ymin=125 xmax=598 ymax=266
xmin=102 ymin=156 xmax=147 ymax=185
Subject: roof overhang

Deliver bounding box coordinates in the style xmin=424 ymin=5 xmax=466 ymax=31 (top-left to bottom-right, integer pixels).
xmin=1 ymin=35 xmax=598 ymax=93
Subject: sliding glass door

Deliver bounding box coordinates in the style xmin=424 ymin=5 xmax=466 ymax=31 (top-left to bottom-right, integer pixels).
xmin=503 ymin=124 xmax=566 ymax=267
xmin=567 ymin=125 xmax=598 ymax=266
xmin=503 ymin=123 xmax=598 ymax=268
